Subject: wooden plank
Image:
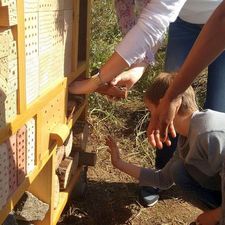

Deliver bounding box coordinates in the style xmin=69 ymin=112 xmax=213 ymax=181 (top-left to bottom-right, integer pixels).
xmin=16 ymin=0 xmax=26 ymax=113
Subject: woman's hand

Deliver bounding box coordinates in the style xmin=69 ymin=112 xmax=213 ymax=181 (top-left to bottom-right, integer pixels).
xmin=105 ymin=135 xmax=122 ymax=167
xmin=147 ymin=96 xmax=181 ymax=148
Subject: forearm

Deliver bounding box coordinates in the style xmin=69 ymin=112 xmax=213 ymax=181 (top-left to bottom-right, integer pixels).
xmin=100 ymin=52 xmax=129 ymax=83
xmin=115 ymin=160 xmax=141 ymax=180
xmin=165 ymin=0 xmax=225 ymax=101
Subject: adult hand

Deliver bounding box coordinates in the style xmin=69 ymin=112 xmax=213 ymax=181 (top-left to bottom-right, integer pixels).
xmin=111 ymin=62 xmax=147 ymax=89
xmin=147 ymin=96 xmax=181 ymax=149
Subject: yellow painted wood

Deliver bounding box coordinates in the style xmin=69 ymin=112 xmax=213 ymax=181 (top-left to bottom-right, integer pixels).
xmin=16 ymin=0 xmax=26 ymax=113
xmin=50 ymin=123 xmax=70 ymax=146
xmin=52 ymin=167 xmax=82 ymax=225
xmin=0 ymin=147 xmax=55 ymax=224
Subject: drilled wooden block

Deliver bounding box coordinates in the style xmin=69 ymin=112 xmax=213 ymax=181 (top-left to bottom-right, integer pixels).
xmin=24 ymin=0 xmax=38 ymax=13
xmin=0 ymin=91 xmax=17 ymax=128
xmin=64 ymin=131 xmax=73 ymax=157
xmin=0 ymin=143 xmax=9 ymax=210
xmin=0 ymin=59 xmax=18 ymax=95
xmin=26 ymin=118 xmax=35 ymax=174
xmin=24 ymin=12 xmax=38 ymax=57
xmin=0 ymin=2 xmax=17 ymax=26
xmin=16 ymin=126 xmax=27 ymax=185
xmin=63 ymin=10 xmax=73 ymax=75
xmin=0 ymin=28 xmax=14 ymax=58
xmin=64 ymin=0 xmax=73 ymax=10
xmin=0 ymin=0 xmax=9 ymax=6
xmin=73 ymin=121 xmax=89 ymax=150
xmin=7 ymin=134 xmax=17 ymax=195
xmin=56 ymin=146 xmax=65 ymax=169
xmin=9 ymin=40 xmax=17 ymax=60
xmin=26 ymin=55 xmax=39 ymax=104
xmin=39 ymin=0 xmax=53 ymax=11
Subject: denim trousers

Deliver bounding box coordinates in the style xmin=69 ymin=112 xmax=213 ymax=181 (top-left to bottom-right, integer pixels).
xmin=171 ymin=160 xmax=222 ymax=208
xmin=155 ymin=17 xmax=225 ymax=169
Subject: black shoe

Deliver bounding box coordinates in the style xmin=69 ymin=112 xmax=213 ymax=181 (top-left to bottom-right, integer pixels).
xmin=138 ymin=186 xmax=159 ymax=207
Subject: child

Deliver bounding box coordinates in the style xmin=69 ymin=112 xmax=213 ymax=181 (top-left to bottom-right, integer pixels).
xmin=106 ymin=72 xmax=224 ymax=225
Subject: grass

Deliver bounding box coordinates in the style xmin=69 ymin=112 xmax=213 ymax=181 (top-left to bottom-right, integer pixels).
xmin=88 ymin=0 xmax=206 ymax=167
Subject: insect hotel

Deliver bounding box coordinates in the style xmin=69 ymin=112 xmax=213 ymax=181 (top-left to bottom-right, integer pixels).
xmin=0 ymin=1 xmax=94 ymax=224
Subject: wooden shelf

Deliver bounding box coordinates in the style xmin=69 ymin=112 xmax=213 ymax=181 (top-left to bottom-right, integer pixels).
xmin=0 ymin=147 xmax=56 ymax=224
xmin=67 ymin=60 xmax=87 ymax=85
xmin=52 ymin=167 xmax=83 ymax=225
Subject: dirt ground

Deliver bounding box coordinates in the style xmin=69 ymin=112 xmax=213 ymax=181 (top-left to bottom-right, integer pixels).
xmin=58 ymin=100 xmax=209 ymax=225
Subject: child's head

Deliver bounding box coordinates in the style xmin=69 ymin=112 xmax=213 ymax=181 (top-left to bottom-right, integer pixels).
xmin=144 ymin=72 xmax=198 ymax=115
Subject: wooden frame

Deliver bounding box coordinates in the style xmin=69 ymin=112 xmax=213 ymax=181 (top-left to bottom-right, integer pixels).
xmin=0 ymin=0 xmax=91 ymax=224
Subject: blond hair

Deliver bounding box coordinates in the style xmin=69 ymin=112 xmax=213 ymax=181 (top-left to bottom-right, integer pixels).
xmin=145 ymin=73 xmax=198 ymax=115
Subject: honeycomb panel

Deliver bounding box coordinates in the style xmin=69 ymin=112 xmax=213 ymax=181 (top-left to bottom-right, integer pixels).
xmin=0 ymin=143 xmax=9 ymax=210
xmin=16 ymin=126 xmax=27 ymax=185
xmin=7 ymin=134 xmax=17 ymax=195
xmin=26 ymin=118 xmax=35 ymax=174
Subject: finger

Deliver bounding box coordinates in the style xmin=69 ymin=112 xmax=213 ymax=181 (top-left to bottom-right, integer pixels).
xmin=147 ymin=123 xmax=156 ymax=147
xmin=168 ymin=122 xmax=176 ymax=138
xmin=154 ymin=130 xmax=163 ymax=149
xmin=159 ymin=120 xmax=169 ymax=142
xmin=111 ymin=76 xmax=122 ymax=86
xmin=164 ymin=138 xmax=171 ymax=147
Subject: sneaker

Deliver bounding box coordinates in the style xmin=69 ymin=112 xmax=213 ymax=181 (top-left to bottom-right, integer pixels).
xmin=138 ymin=186 xmax=159 ymax=207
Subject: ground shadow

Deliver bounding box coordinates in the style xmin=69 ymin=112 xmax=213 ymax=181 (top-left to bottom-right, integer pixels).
xmin=58 ymin=179 xmax=208 ymax=225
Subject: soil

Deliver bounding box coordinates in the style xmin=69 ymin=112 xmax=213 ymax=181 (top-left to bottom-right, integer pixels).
xmin=58 ymin=98 xmax=208 ymax=225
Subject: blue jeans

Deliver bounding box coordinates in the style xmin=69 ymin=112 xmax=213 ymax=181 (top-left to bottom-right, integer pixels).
xmin=155 ymin=17 xmax=225 ymax=169
xmin=171 ymin=160 xmax=222 ymax=208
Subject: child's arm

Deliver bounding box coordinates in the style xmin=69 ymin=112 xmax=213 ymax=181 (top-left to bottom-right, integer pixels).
xmin=105 ymin=136 xmax=141 ymax=180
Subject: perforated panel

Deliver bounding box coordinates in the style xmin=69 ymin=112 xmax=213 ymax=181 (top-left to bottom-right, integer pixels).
xmin=7 ymin=0 xmax=17 ymax=25
xmin=16 ymin=126 xmax=27 ymax=185
xmin=40 ymin=91 xmax=65 ymax=152
xmin=24 ymin=0 xmax=38 ymax=13
xmin=0 ymin=91 xmax=17 ymax=128
xmin=7 ymin=134 xmax=17 ymax=195
xmin=0 ymin=143 xmax=9 ymax=210
xmin=63 ymin=10 xmax=73 ymax=75
xmin=24 ymin=13 xmax=38 ymax=57
xmin=39 ymin=0 xmax=53 ymax=11
xmin=26 ymin=118 xmax=35 ymax=174
xmin=50 ymin=10 xmax=64 ymax=82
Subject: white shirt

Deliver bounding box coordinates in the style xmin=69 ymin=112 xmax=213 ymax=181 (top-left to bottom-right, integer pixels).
xmin=116 ymin=0 xmax=222 ymax=66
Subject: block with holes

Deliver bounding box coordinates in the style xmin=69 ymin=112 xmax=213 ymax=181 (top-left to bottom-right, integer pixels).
xmin=0 ymin=27 xmax=14 ymax=58
xmin=0 ymin=143 xmax=9 ymax=210
xmin=39 ymin=0 xmax=53 ymax=11
xmin=0 ymin=0 xmax=17 ymax=26
xmin=0 ymin=91 xmax=17 ymax=128
xmin=7 ymin=134 xmax=17 ymax=195
xmin=0 ymin=58 xmax=18 ymax=96
xmin=26 ymin=118 xmax=35 ymax=174
xmin=16 ymin=126 xmax=27 ymax=185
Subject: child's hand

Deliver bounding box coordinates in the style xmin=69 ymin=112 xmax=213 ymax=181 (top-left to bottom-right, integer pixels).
xmin=105 ymin=135 xmax=122 ymax=167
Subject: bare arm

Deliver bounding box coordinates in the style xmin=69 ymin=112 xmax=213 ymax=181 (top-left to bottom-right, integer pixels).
xmin=148 ymin=0 xmax=225 ymax=147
